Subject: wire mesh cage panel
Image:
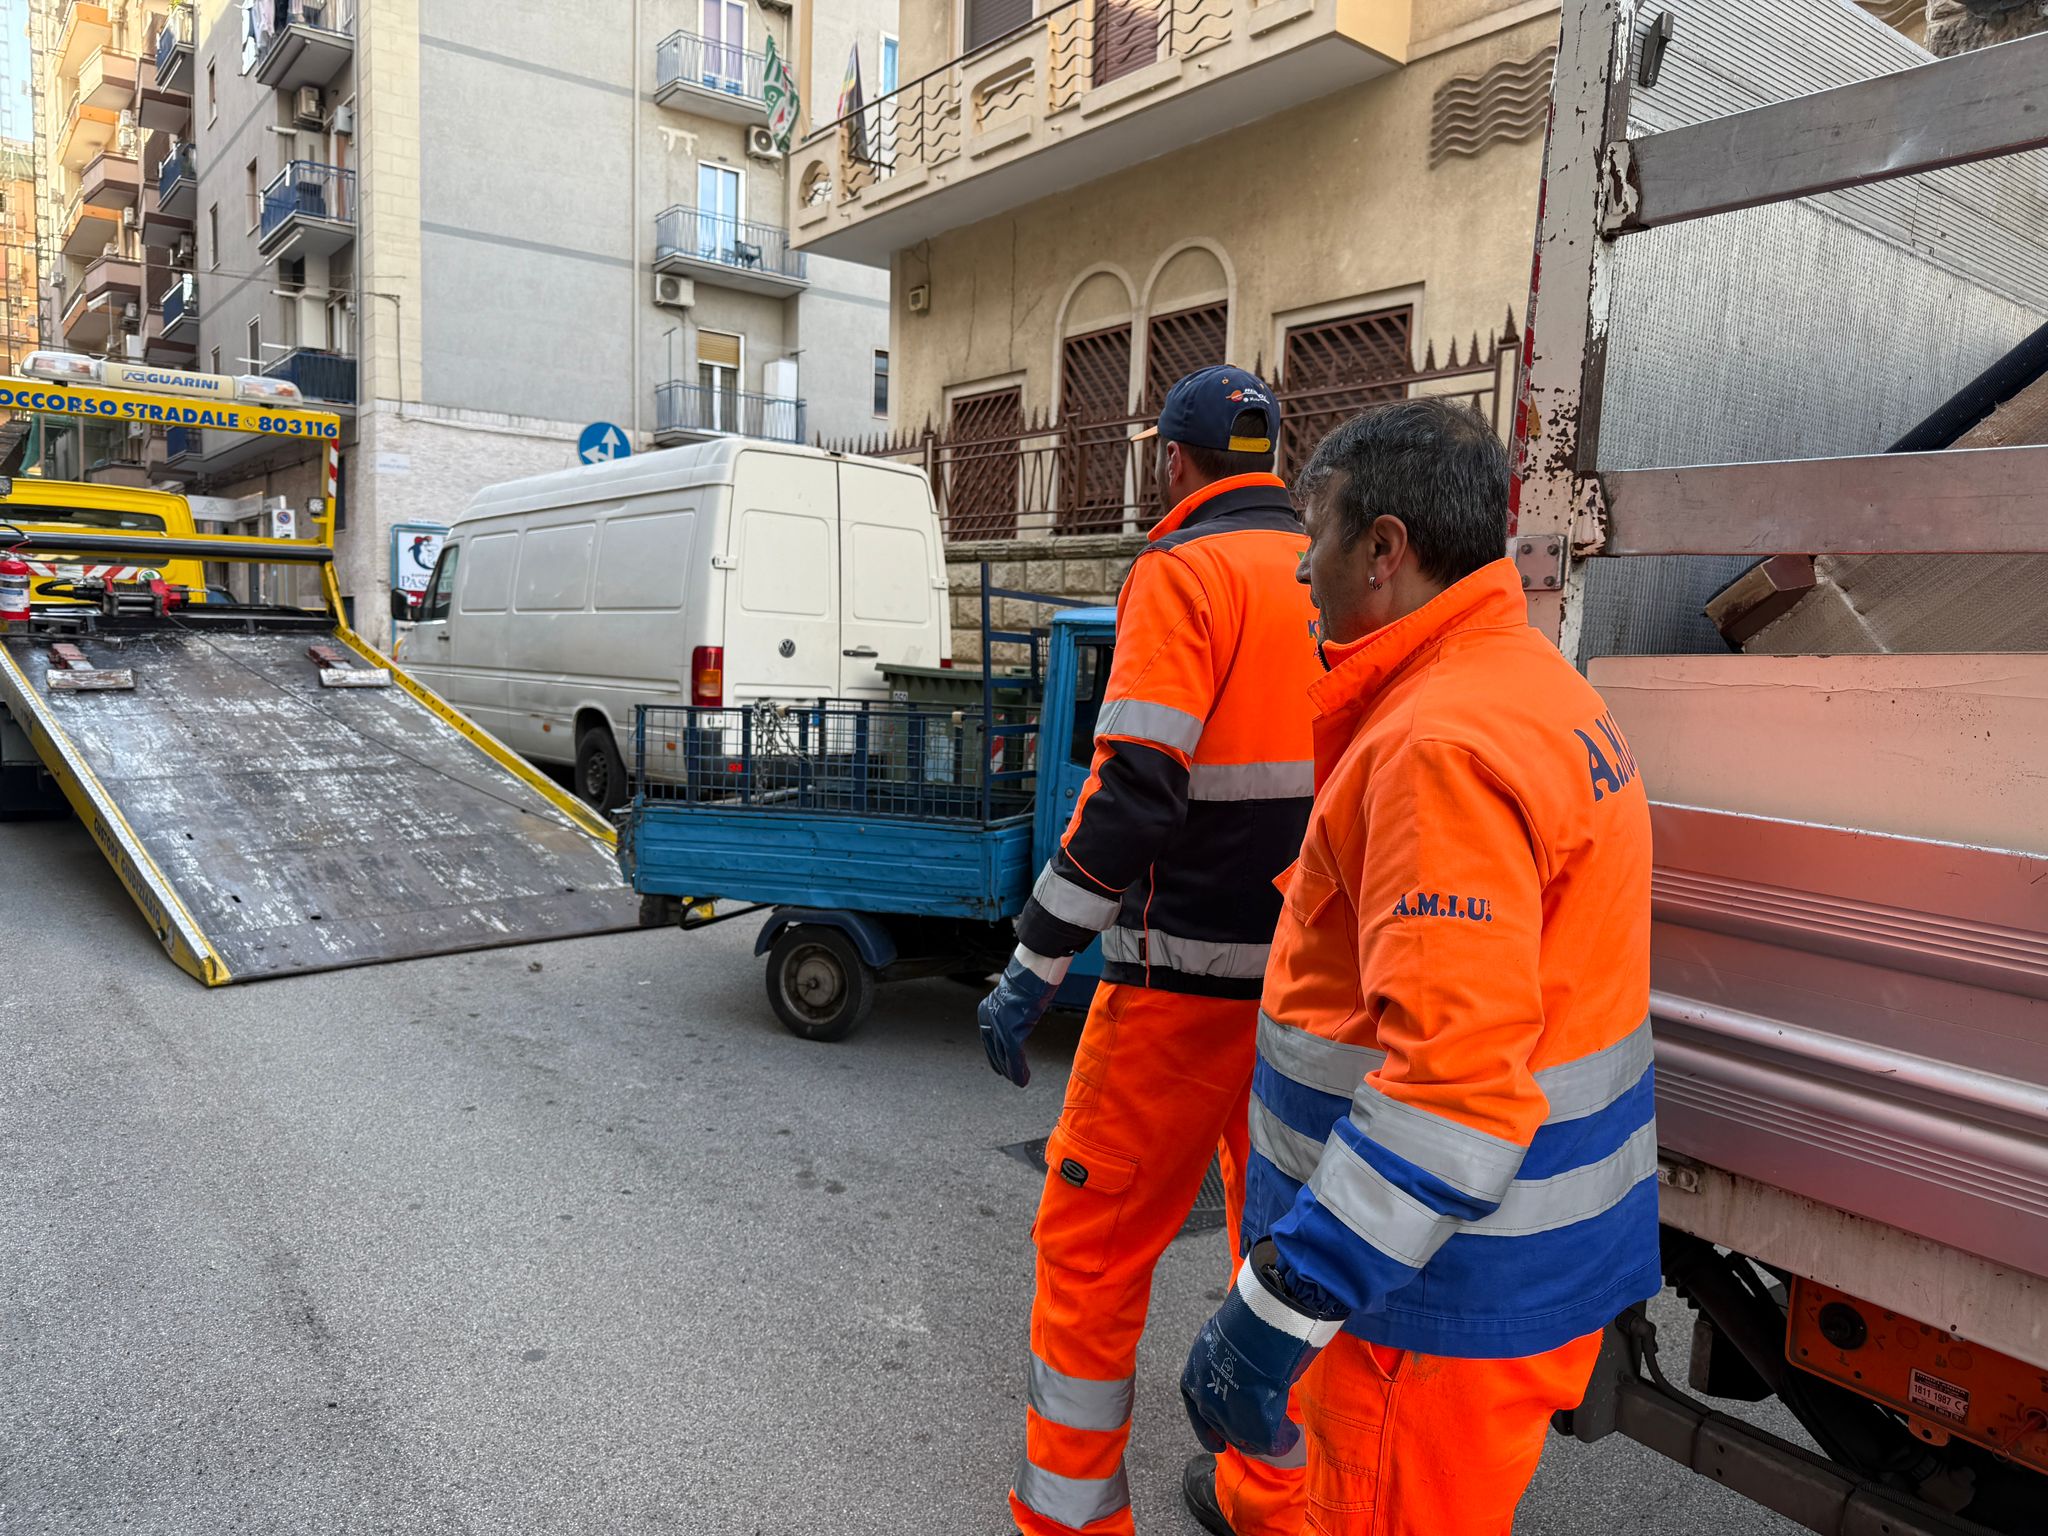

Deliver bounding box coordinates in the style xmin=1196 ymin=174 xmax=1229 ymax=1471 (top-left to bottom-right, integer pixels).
xmin=635 ymin=699 xmax=1039 ymax=822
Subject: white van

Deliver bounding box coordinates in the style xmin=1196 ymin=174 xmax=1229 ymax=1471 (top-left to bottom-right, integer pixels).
xmin=400 ymin=439 xmax=951 ymax=809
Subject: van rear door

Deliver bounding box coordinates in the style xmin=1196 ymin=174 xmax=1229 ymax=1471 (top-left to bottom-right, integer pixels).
xmin=722 ymin=450 xmax=841 ymax=700
xmin=836 ymin=460 xmax=947 ymax=695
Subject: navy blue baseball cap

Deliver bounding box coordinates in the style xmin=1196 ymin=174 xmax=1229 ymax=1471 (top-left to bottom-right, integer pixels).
xmin=1132 ymin=364 xmax=1279 ymax=454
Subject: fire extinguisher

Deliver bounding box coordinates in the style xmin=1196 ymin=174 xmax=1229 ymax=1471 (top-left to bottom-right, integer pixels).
xmin=0 ymin=537 xmax=30 ymax=624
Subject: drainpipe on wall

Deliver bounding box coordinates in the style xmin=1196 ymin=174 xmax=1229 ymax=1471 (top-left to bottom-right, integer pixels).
xmin=631 ymin=0 xmax=643 ymax=443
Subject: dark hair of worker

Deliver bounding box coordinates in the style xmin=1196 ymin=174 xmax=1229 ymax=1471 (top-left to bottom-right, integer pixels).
xmin=1296 ymin=398 xmax=1510 ymax=584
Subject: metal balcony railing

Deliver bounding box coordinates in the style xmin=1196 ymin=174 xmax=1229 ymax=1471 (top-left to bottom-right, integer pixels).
xmin=266 ymin=0 xmax=355 ymax=37
xmin=260 ymin=161 xmax=355 ymax=240
xmin=161 ymin=273 xmax=196 ymax=328
xmin=158 ymin=141 xmax=194 ymax=198
xmin=800 ymin=0 xmax=1232 ymax=201
xmin=262 ymin=347 xmax=355 ymax=404
xmin=155 ymin=6 xmax=191 ymax=79
xmin=654 ymin=207 xmax=806 ymax=281
xmin=656 ymin=382 xmax=805 ymax=444
xmin=656 ymin=29 xmax=769 ymax=104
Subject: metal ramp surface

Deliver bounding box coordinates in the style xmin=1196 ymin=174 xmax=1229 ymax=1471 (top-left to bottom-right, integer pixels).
xmin=1 ymin=628 xmax=638 ymax=983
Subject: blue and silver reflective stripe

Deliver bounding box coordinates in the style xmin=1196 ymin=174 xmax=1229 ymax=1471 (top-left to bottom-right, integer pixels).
xmin=1027 ymin=1356 xmax=1133 ymax=1433
xmin=1257 ymin=1010 xmax=1385 ymax=1096
xmin=1187 ymin=759 xmax=1314 ymax=801
xmin=1031 ymin=864 xmax=1122 ymax=932
xmin=1103 ymin=926 xmax=1268 ymax=979
xmin=1252 ymin=1014 xmax=1657 ymax=1238
xmin=1013 ymin=1460 xmax=1131 ymax=1528
xmin=1095 ymin=696 xmax=1204 ymax=755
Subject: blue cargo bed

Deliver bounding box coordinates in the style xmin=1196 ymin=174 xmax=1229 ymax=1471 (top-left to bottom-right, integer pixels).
xmin=623 ymin=804 xmax=1035 ymax=921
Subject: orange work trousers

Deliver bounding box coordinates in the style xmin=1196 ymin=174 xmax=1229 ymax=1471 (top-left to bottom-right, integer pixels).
xmin=1217 ymin=1328 xmax=1604 ymax=1536
xmin=1010 ymin=982 xmax=1296 ymax=1536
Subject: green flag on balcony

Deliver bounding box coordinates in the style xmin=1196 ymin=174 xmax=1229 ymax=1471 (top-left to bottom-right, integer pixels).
xmin=763 ymin=34 xmax=801 ymax=154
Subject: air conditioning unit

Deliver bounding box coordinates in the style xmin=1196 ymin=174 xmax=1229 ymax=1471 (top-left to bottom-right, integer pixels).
xmin=127 ymin=420 xmax=150 ymax=444
xmin=121 ymin=206 xmax=138 ymax=230
xmin=172 ymin=234 xmax=196 ymax=268
xmin=333 ymin=104 xmax=355 ymax=136
xmin=746 ymin=125 xmax=781 ymax=162
xmin=121 ymin=301 xmax=141 ymax=326
xmin=294 ymin=86 xmax=323 ymax=126
xmin=654 ymin=272 xmax=694 ymax=310
xmin=102 ymin=241 xmax=121 ymax=260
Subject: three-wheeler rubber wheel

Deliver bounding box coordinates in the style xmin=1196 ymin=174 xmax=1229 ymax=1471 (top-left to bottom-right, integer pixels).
xmin=765 ymin=926 xmax=877 ymax=1042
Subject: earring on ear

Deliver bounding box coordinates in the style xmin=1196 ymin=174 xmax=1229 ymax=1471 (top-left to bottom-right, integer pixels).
xmin=1369 ymin=576 xmax=1381 ymax=591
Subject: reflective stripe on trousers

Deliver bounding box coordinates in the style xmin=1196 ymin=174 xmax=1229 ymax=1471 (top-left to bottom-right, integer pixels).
xmin=1013 ymin=1459 xmax=1132 ymax=1531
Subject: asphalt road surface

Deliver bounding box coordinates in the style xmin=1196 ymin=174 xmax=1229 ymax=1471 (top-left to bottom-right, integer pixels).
xmin=1 ymin=816 xmax=1803 ymax=1534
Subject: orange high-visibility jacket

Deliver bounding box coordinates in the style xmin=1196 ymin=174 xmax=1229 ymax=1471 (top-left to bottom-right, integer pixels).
xmin=1014 ymin=473 xmax=1320 ymax=998
xmin=1248 ymin=558 xmax=1660 ymax=1356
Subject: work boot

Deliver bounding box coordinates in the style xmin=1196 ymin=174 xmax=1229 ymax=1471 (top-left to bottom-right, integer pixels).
xmin=1181 ymin=1453 xmax=1237 ymax=1536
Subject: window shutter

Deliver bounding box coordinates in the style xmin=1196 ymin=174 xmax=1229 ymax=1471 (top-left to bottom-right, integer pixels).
xmin=697 ymin=330 xmax=742 ymax=369
xmin=965 ymin=0 xmax=1035 ymax=52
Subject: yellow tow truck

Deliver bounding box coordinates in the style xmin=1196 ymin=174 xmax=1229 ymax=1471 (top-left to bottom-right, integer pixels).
xmin=0 ymin=353 xmax=639 ymax=983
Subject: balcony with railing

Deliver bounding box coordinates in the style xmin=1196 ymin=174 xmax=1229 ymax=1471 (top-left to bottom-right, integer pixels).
xmin=263 ymin=348 xmax=356 ymax=406
xmin=77 ymin=45 xmax=139 ymax=111
xmin=56 ymin=94 xmax=120 ymax=172
xmin=654 ymin=29 xmax=771 ymax=122
xmin=654 ymin=382 xmax=805 ymax=445
xmin=258 ymin=162 xmax=356 ymax=256
xmin=157 ymin=140 xmax=197 ymax=217
xmin=143 ymin=8 xmax=195 ymax=132
xmin=792 ymin=0 xmax=1408 ymax=264
xmin=55 ymin=3 xmax=110 ymax=81
xmin=161 ymin=272 xmax=197 ymax=335
xmin=653 ymin=206 xmax=807 ymax=296
xmin=155 ymin=5 xmax=194 ymax=92
xmin=165 ymin=424 xmax=198 ymax=463
xmin=60 ymin=246 xmax=144 ymax=346
xmin=254 ymin=0 xmax=357 ymax=92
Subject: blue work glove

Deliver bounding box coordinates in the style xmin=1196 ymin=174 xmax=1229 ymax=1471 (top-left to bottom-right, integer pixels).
xmin=977 ymin=945 xmax=1070 ymax=1088
xmin=1181 ymin=1240 xmax=1347 ymax=1459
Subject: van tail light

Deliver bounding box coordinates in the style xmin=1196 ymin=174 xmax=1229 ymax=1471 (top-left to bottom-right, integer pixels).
xmin=692 ymin=645 xmax=725 ymax=706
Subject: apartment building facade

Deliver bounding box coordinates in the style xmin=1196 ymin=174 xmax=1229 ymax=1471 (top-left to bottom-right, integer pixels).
xmin=783 ymin=0 xmax=1559 ymax=643
xmin=0 ymin=141 xmax=37 ymax=381
xmin=23 ymin=0 xmax=891 ymax=632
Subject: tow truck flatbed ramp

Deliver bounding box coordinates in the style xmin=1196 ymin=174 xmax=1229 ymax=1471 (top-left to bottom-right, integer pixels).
xmin=0 ymin=627 xmax=638 ymax=983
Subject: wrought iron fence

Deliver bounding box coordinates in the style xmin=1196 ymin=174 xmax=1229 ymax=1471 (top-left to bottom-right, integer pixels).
xmin=656 ymin=382 xmax=806 ymax=444
xmin=654 ymin=207 xmax=805 ymax=281
xmin=634 ymin=700 xmax=1038 ymax=822
xmin=823 ymin=320 xmax=1523 ymax=541
xmin=800 ymin=0 xmax=1235 ymax=204
xmin=656 ymin=29 xmax=769 ymax=104
xmin=259 ymin=161 xmax=354 ymax=241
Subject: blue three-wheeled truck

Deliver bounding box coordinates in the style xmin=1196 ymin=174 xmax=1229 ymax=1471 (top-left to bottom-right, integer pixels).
xmin=618 ymin=575 xmax=1112 ymax=1039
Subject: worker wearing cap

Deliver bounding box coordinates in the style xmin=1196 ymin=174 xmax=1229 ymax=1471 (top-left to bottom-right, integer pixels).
xmin=1178 ymin=398 xmax=1659 ymax=1533
xmin=978 ymin=366 xmax=1322 ymax=1536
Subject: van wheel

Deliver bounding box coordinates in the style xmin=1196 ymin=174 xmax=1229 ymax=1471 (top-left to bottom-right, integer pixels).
xmin=575 ymin=726 xmax=628 ymax=812
xmin=766 ymin=926 xmax=876 ymax=1043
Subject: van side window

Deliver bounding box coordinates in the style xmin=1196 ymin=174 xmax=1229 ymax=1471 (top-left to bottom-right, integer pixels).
xmin=419 ymin=544 xmax=461 ymax=622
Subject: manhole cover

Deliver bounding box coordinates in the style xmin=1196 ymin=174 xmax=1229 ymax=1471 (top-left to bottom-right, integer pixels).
xmin=999 ymin=1136 xmax=1227 ymax=1240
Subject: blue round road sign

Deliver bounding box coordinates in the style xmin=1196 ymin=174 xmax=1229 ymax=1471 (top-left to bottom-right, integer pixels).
xmin=578 ymin=421 xmax=631 ymax=465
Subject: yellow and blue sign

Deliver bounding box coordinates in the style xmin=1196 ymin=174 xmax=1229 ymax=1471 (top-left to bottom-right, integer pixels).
xmin=0 ymin=377 xmax=342 ymax=440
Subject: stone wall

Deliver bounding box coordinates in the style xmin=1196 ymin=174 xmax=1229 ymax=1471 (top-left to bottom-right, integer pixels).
xmin=945 ymin=532 xmax=1144 ymax=662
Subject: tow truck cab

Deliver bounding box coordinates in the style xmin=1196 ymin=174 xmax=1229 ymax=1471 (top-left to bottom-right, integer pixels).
xmin=0 ymin=480 xmax=210 ymax=604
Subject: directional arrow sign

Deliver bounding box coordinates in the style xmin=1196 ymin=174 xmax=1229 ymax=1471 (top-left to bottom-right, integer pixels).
xmin=577 ymin=421 xmax=632 ymax=465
